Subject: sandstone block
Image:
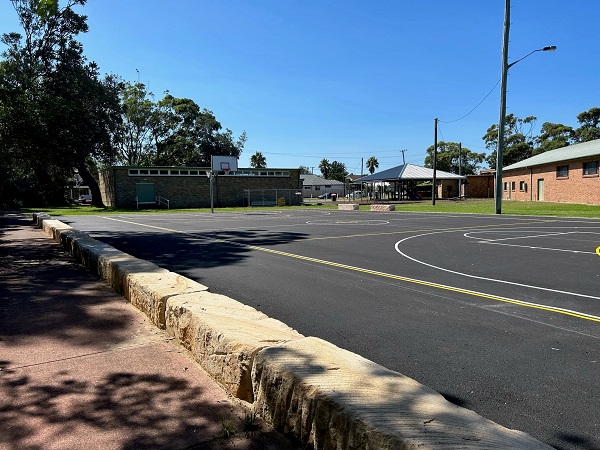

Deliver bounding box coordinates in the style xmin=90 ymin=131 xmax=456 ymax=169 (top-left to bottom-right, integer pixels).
xmin=127 ymin=272 xmax=208 ymax=328
xmin=338 ymin=204 xmax=359 ymax=210
xmin=252 ymin=337 xmax=552 ymax=450
xmin=165 ymin=293 xmax=304 ymax=402
xmin=370 ymin=204 xmax=395 ymax=211
xmin=41 ymin=219 xmax=72 ymax=241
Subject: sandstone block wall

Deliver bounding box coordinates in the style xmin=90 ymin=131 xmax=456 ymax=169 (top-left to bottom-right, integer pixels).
xmin=33 ymin=212 xmax=553 ymax=450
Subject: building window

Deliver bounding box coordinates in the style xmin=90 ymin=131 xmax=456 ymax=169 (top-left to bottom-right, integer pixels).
xmin=583 ymin=161 xmax=599 ymax=176
xmin=503 ymin=182 xmax=508 ymax=191
xmin=511 ymin=181 xmax=516 ymax=191
xmin=556 ymin=165 xmax=569 ymax=178
xmin=519 ymin=181 xmax=527 ymax=191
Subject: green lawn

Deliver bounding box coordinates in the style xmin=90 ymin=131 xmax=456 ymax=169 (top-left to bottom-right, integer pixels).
xmin=22 ymin=198 xmax=600 ymax=218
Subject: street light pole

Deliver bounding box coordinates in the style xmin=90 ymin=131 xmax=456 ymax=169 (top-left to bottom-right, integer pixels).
xmin=494 ymin=0 xmax=511 ymax=215
xmin=494 ymin=0 xmax=556 ymax=214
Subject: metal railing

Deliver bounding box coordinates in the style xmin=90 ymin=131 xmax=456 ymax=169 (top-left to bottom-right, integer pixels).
xmin=156 ymin=195 xmax=170 ymax=209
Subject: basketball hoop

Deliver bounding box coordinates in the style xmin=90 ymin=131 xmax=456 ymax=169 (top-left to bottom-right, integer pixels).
xmin=220 ymin=161 xmax=231 ymax=175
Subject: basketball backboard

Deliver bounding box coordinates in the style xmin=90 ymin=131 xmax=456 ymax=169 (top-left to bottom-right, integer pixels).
xmin=211 ymin=155 xmax=238 ymax=172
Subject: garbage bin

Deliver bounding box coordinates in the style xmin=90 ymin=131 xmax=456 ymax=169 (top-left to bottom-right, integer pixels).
xmin=331 ymin=193 xmax=337 ymax=202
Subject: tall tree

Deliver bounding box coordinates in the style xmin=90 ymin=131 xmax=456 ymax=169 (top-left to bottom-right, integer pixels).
xmin=114 ymin=81 xmax=155 ymax=165
xmin=534 ymin=122 xmax=574 ymax=155
xmin=424 ymin=142 xmax=485 ymax=175
xmin=298 ymin=165 xmax=311 ymax=174
xmin=366 ymin=156 xmax=379 ymax=174
xmin=0 ymin=0 xmax=121 ymax=207
xmin=318 ymin=159 xmax=330 ymax=179
xmin=483 ymin=114 xmax=537 ymax=168
xmin=574 ymin=107 xmax=600 ymax=142
xmin=249 ymin=151 xmax=266 ymax=168
xmin=113 ymin=89 xmax=246 ymax=167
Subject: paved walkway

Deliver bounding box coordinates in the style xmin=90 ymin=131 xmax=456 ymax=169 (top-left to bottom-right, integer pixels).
xmin=0 ymin=212 xmax=298 ymax=450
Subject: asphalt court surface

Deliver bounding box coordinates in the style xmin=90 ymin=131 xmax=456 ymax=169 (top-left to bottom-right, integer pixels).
xmin=60 ymin=210 xmax=600 ymax=449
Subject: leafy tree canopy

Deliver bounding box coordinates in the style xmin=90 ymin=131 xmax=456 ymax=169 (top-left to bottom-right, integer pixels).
xmin=424 ymin=142 xmax=485 ymax=175
xmin=483 ymin=114 xmax=537 ymax=169
xmin=0 ymin=0 xmax=120 ymax=207
xmin=574 ymin=107 xmax=600 ymax=143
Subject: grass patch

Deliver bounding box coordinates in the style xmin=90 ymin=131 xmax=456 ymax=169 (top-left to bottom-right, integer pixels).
xmin=378 ymin=199 xmax=600 ymax=218
xmin=21 ymin=198 xmax=600 ymax=218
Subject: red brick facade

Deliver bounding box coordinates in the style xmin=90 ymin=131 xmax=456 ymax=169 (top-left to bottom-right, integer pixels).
xmin=502 ymin=157 xmax=600 ymax=204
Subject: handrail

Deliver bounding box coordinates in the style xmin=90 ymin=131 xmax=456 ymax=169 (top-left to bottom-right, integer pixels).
xmin=156 ymin=195 xmax=170 ymax=209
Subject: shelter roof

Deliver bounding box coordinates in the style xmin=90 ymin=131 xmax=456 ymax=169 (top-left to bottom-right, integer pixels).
xmin=355 ymin=164 xmax=465 ymax=182
xmin=300 ymin=174 xmax=344 ymax=186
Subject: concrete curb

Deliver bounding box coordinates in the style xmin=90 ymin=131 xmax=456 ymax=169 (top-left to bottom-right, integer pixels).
xmin=32 ymin=213 xmax=552 ymax=449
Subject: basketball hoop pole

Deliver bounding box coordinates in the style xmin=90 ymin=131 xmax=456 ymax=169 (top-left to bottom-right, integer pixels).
xmin=205 ymin=170 xmax=214 ymax=213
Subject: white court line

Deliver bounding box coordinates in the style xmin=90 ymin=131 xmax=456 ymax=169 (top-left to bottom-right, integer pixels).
xmin=475 ymin=240 xmax=597 ymax=255
xmin=395 ymin=229 xmax=600 ymax=301
xmin=465 ymin=230 xmax=579 ymax=242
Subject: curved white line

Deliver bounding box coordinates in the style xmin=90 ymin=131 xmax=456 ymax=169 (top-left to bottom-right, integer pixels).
xmin=395 ymin=229 xmax=600 ymax=301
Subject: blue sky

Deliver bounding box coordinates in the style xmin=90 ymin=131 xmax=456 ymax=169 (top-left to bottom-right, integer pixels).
xmin=1 ymin=1 xmax=598 ymax=174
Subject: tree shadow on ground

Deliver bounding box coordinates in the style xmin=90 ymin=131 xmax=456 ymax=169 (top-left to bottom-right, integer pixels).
xmin=87 ymin=229 xmax=308 ymax=274
xmin=0 ymin=364 xmax=295 ymax=449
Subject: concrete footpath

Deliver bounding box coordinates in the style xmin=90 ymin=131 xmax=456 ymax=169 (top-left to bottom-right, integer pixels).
xmin=1 ymin=211 xmax=554 ymax=449
xmin=0 ymin=212 xmax=298 ymax=450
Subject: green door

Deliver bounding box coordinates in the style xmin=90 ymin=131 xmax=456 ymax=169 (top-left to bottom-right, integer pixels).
xmin=136 ymin=183 xmax=156 ymax=203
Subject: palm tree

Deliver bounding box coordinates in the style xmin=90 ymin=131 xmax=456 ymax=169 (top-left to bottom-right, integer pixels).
xmin=319 ymin=159 xmax=330 ymax=179
xmin=366 ymin=156 xmax=379 ymax=174
xmin=249 ymin=151 xmax=266 ymax=168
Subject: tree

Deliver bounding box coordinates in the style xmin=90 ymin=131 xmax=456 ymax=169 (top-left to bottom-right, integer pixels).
xmin=114 ymin=81 xmax=155 ymax=165
xmin=113 ymin=89 xmax=246 ymax=167
xmin=424 ymin=142 xmax=485 ymax=175
xmin=0 ymin=0 xmax=121 ymax=207
xmin=574 ymin=107 xmax=600 ymax=143
xmin=366 ymin=156 xmax=379 ymax=174
xmin=298 ymin=165 xmax=311 ymax=174
xmin=328 ymin=161 xmax=348 ymax=182
xmin=319 ymin=159 xmax=330 ymax=179
xmin=483 ymin=114 xmax=537 ymax=168
xmin=534 ymin=122 xmax=574 ymax=155
xmin=249 ymin=151 xmax=266 ymax=168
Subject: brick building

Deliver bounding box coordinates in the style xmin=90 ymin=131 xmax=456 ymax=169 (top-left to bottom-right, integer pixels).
xmin=464 ymin=171 xmax=495 ymax=199
xmin=501 ymin=139 xmax=600 ymax=205
xmin=99 ymin=166 xmax=302 ymax=209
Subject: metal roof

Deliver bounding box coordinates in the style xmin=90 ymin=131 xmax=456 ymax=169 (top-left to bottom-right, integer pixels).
xmin=503 ymin=139 xmax=600 ymax=170
xmin=355 ymin=164 xmax=465 ymax=182
xmin=300 ymin=174 xmax=344 ymax=186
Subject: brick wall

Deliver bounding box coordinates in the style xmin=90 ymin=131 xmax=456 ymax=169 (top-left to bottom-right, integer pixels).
xmin=100 ymin=167 xmax=301 ymax=209
xmin=503 ymin=157 xmax=600 ymax=204
xmin=465 ymin=174 xmax=495 ymax=198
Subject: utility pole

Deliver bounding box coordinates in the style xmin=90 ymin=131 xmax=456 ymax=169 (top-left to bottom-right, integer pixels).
xmin=361 ymin=157 xmax=363 ymax=177
xmin=400 ymin=149 xmax=407 ymax=165
xmin=432 ymin=118 xmax=438 ymax=205
xmin=458 ymin=142 xmax=462 ymax=198
xmin=495 ymin=0 xmax=511 ymax=214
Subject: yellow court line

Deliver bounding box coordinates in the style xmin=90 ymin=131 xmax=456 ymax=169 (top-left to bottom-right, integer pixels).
xmin=245 ymin=245 xmax=600 ymax=323
xmin=596 ymin=246 xmax=600 ymax=257
xmin=99 ymin=216 xmax=600 ymax=323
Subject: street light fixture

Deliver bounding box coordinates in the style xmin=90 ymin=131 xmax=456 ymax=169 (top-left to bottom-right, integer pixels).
xmin=494 ymin=1 xmax=556 ymax=214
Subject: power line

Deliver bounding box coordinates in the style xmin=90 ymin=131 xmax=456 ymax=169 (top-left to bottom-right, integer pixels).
xmin=439 ymin=78 xmax=500 ymax=124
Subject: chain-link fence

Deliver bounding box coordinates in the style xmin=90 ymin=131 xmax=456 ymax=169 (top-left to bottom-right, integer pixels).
xmin=242 ymin=189 xmax=303 ymax=206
